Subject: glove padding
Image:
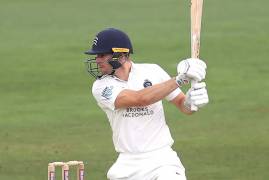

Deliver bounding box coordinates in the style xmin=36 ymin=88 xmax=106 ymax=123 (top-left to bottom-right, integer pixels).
xmin=177 ymin=58 xmax=207 ymax=82
xmin=184 ymin=82 xmax=209 ymax=111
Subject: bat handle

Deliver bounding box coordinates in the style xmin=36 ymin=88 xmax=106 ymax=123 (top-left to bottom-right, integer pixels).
xmin=190 ymin=79 xmax=198 ymax=111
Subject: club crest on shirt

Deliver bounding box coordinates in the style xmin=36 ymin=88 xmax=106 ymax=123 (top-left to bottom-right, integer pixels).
xmin=143 ymin=79 xmax=152 ymax=88
xmin=101 ymin=86 xmax=113 ymax=99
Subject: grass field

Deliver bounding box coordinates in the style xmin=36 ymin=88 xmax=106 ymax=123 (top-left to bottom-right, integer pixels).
xmin=0 ymin=0 xmax=268 ymax=179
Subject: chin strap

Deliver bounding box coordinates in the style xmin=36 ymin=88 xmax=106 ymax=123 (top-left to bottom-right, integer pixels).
xmin=108 ymin=48 xmax=130 ymax=75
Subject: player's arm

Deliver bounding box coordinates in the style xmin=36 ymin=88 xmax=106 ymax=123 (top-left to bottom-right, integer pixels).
xmin=115 ymin=58 xmax=208 ymax=110
xmin=115 ymin=78 xmax=179 ymax=109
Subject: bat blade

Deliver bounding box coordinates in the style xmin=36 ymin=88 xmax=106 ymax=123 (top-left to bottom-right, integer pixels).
xmin=191 ymin=0 xmax=203 ymax=59
xmin=190 ymin=0 xmax=203 ymax=111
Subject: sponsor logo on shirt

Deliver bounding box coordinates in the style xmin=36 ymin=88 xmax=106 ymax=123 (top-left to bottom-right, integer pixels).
xmin=122 ymin=107 xmax=154 ymax=118
xmin=101 ymin=86 xmax=113 ymax=100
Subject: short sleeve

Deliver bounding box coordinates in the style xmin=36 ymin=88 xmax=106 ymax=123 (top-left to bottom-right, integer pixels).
xmin=153 ymin=64 xmax=181 ymax=101
xmin=92 ymin=78 xmax=127 ymax=111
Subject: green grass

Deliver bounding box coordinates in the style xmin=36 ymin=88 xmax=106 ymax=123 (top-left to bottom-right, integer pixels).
xmin=0 ymin=0 xmax=268 ymax=179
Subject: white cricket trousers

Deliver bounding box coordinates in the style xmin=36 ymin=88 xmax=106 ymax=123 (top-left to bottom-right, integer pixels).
xmin=107 ymin=146 xmax=187 ymax=180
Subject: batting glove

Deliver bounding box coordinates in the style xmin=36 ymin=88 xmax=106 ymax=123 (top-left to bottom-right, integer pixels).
xmin=177 ymin=58 xmax=207 ymax=82
xmin=184 ymin=82 xmax=209 ymax=111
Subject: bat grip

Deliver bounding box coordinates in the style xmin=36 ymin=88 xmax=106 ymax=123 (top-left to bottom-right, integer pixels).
xmin=190 ymin=79 xmax=198 ymax=111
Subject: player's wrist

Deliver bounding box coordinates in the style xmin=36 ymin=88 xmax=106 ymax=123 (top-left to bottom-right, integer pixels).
xmin=175 ymin=74 xmax=189 ymax=87
xmin=183 ymin=100 xmax=192 ymax=110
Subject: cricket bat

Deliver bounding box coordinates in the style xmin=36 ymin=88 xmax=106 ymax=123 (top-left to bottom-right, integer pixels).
xmin=190 ymin=0 xmax=203 ymax=111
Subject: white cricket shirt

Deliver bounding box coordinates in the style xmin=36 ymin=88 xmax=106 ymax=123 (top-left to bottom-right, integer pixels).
xmin=92 ymin=62 xmax=181 ymax=153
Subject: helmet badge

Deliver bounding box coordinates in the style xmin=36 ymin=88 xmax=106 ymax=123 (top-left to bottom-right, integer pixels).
xmin=93 ymin=37 xmax=98 ymax=46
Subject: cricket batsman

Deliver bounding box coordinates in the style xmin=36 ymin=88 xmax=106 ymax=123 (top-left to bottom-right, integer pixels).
xmin=84 ymin=28 xmax=209 ymax=180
